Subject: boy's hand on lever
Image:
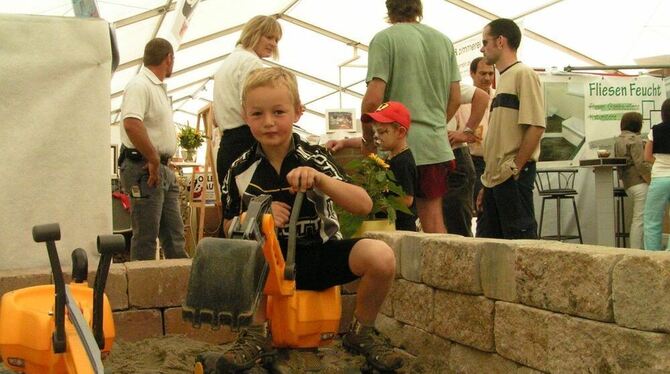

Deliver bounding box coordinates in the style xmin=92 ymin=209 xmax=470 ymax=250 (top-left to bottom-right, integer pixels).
xmin=271 ymin=201 xmax=291 ymax=228
xmin=286 ymin=167 xmax=323 ymax=193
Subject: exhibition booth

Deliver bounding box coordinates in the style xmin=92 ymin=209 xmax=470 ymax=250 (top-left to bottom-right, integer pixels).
xmin=2 ymin=2 xmax=670 ymax=373
xmin=0 ymin=1 xmax=668 ymax=266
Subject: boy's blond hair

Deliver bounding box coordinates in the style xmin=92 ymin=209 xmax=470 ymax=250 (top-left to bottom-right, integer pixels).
xmin=237 ymin=15 xmax=282 ymax=59
xmin=242 ymin=67 xmax=301 ymax=110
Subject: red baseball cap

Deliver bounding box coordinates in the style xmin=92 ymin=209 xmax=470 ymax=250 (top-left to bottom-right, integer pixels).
xmin=362 ymin=101 xmax=411 ymax=130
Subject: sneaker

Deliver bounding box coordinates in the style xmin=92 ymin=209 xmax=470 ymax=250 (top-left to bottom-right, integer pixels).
xmin=213 ymin=326 xmax=276 ymax=373
xmin=342 ymin=322 xmax=403 ymax=371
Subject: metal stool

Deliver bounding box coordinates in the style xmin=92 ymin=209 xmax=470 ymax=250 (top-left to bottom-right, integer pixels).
xmin=535 ymin=169 xmax=583 ymax=243
xmin=614 ymin=187 xmax=629 ymax=248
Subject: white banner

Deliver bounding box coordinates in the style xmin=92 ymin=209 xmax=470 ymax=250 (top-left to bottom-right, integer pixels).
xmin=158 ymin=0 xmax=200 ymax=48
xmin=584 ymin=76 xmax=665 ymax=148
xmin=453 ymin=34 xmax=482 ymax=85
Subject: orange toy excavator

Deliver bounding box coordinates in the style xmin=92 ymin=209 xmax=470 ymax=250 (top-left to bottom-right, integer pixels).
xmin=182 ymin=192 xmax=341 ymax=371
xmin=0 ymin=224 xmax=124 ymax=374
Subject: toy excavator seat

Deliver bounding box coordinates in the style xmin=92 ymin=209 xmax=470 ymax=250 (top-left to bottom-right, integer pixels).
xmin=0 ymin=224 xmax=124 ymax=374
xmin=183 ymin=192 xmax=341 ymax=349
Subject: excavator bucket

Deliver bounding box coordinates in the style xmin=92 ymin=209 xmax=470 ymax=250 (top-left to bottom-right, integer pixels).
xmin=183 ymin=194 xmax=273 ymax=331
xmin=182 ymin=237 xmax=267 ymax=330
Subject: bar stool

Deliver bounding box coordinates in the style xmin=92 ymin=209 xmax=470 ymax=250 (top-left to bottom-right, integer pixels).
xmin=535 ymin=168 xmax=583 ymax=243
xmin=613 ymin=187 xmax=629 ymax=247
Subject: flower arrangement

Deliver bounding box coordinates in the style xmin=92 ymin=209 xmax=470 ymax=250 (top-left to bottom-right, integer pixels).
xmin=337 ymin=153 xmax=412 ymax=238
xmin=178 ymin=126 xmax=205 ymax=150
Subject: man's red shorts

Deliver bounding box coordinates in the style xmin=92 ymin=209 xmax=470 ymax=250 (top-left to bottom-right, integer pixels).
xmin=416 ymin=160 xmax=456 ymax=199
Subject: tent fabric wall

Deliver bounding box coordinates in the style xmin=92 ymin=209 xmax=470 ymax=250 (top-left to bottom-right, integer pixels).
xmin=1 ymin=1 xmax=667 ymax=135
xmin=0 ymin=14 xmax=112 ymax=270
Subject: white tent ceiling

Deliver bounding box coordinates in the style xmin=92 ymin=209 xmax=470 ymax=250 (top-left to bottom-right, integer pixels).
xmin=2 ymin=0 xmax=669 ymax=135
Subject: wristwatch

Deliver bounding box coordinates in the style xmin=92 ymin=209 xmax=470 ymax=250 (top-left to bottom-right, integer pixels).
xmin=463 ymin=127 xmax=474 ymax=134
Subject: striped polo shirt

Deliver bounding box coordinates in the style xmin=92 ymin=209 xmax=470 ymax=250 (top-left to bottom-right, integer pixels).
xmin=481 ymin=62 xmax=545 ymax=188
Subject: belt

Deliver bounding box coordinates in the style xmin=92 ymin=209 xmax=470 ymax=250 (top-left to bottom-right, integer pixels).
xmin=121 ymin=146 xmax=170 ymax=165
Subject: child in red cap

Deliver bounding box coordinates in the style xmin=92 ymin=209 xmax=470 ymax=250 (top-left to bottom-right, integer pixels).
xmin=361 ymin=101 xmax=418 ymax=231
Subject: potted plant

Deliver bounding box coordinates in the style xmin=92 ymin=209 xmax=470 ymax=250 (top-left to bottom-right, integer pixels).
xmin=178 ymin=126 xmax=205 ymax=162
xmin=337 ymin=153 xmax=412 ymax=238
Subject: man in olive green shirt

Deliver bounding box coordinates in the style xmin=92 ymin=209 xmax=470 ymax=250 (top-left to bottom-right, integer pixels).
xmin=362 ymin=0 xmax=461 ymax=233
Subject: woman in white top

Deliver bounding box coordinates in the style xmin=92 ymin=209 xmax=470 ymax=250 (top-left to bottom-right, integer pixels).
xmin=213 ymin=15 xmax=282 ymax=186
xmin=643 ymin=99 xmax=670 ymax=250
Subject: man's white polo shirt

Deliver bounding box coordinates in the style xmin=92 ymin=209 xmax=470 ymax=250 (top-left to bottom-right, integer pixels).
xmin=120 ymin=66 xmax=177 ymax=156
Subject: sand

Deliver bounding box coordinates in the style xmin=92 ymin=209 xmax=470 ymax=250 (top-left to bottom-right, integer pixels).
xmin=3 ymin=334 xmax=448 ymax=373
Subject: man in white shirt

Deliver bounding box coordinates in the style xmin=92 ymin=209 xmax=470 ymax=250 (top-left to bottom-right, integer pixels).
xmin=449 ymin=57 xmax=496 ymax=236
xmin=119 ymin=38 xmax=187 ymax=261
xmin=442 ymin=83 xmax=489 ymax=236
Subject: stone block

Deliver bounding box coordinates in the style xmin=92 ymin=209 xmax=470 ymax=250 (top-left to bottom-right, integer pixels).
xmin=104 ymin=264 xmax=128 ymax=310
xmin=398 ymin=233 xmax=429 ymax=282
xmin=126 ymin=259 xmax=191 ymax=308
xmin=58 ymin=263 xmax=129 ymax=311
xmin=380 ymin=279 xmax=398 ymax=317
xmin=547 ymin=312 xmax=670 ymax=373
xmin=364 ymin=231 xmax=406 ymax=278
xmin=400 ymin=323 xmax=450 ymax=357
xmin=392 ymin=279 xmax=434 ymax=331
xmin=612 ymin=251 xmax=670 ymax=332
xmin=480 ymin=239 xmax=520 ymax=302
xmin=515 ymin=241 xmax=623 ymax=321
xmin=163 ymin=307 xmax=235 ymax=344
xmin=449 ymin=343 xmax=543 ymax=374
xmin=421 ymin=236 xmax=483 ymax=294
xmin=434 ymin=290 xmax=495 ymax=352
xmin=494 ymin=301 xmax=551 ymax=372
xmin=0 ymin=267 xmax=52 ymax=298
xmin=338 ymin=294 xmax=356 ymax=333
xmin=376 ymin=314 xmax=450 ymax=358
xmin=113 ymin=309 xmax=163 ymax=342
xmin=375 ymin=313 xmax=405 ymax=347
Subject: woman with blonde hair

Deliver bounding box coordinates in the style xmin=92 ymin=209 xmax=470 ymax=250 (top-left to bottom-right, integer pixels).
xmin=213 ymin=15 xmax=282 ymax=187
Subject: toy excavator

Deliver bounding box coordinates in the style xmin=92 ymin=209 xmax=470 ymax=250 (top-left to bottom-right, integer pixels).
xmin=0 ymin=223 xmax=124 ymax=373
xmin=183 ymin=192 xmax=342 ymax=373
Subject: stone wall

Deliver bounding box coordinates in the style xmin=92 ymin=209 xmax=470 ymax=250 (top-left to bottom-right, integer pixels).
xmin=367 ymin=231 xmax=670 ymax=373
xmin=0 ymin=258 xmax=358 ymax=345
xmin=3 ymin=233 xmax=670 ymax=372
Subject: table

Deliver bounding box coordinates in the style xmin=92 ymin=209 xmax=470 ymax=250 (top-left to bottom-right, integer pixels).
xmin=579 ymin=157 xmax=627 ymax=247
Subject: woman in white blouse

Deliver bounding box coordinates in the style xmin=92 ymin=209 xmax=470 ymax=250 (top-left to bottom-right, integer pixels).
xmin=213 ymin=15 xmax=282 ymax=186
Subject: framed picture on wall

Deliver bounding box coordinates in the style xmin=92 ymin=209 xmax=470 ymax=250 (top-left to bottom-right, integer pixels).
xmin=325 ymin=108 xmax=357 ymax=133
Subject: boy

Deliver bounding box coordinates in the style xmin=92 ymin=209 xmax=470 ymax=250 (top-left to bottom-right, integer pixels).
xmin=362 ymin=101 xmax=418 ymax=231
xmin=218 ymin=67 xmax=403 ymax=372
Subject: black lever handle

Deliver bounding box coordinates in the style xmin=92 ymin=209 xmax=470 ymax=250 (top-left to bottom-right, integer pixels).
xmin=284 ymin=192 xmax=304 ymax=281
xmin=92 ymin=234 xmax=125 ymax=349
xmin=32 ymin=223 xmax=66 ymax=354
xmin=71 ymin=248 xmax=88 ymax=284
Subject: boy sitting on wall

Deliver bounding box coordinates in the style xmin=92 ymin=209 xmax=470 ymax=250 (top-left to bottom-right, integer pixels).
xmin=216 ymin=67 xmax=404 ymax=372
